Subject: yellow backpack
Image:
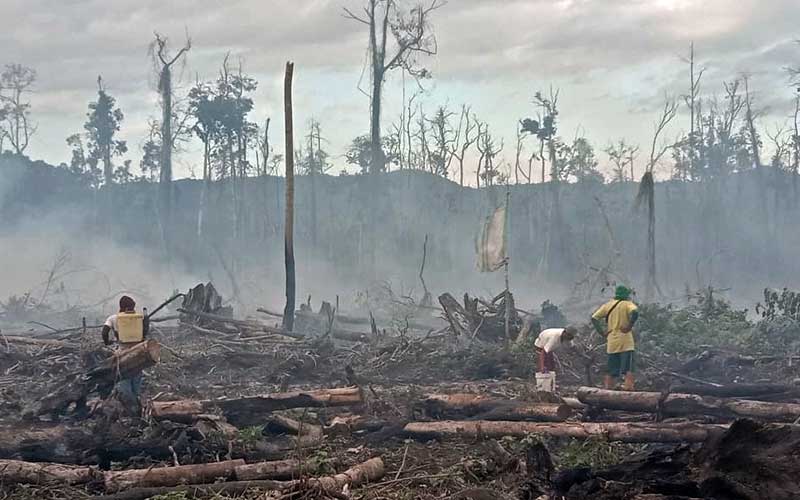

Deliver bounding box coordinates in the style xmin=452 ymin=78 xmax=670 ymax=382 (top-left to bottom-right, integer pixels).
xmin=117 ymin=312 xmax=144 ymax=343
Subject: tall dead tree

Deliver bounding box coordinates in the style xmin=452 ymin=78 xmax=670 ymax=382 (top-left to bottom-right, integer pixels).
xmin=344 ymin=0 xmax=442 ymax=174
xmin=637 ymin=96 xmax=678 ymax=300
xmin=682 ymin=43 xmax=704 ymax=180
xmin=448 ymin=105 xmax=478 ymax=187
xmin=282 ymin=62 xmax=296 ymax=332
xmin=742 ymin=74 xmax=763 ymax=169
xmin=152 ymin=33 xmax=191 ymax=246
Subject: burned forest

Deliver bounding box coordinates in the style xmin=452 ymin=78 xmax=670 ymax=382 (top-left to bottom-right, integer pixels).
xmin=2 ymin=2 xmax=800 ymax=500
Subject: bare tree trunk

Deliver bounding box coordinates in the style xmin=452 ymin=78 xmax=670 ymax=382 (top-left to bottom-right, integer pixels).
xmin=197 ymin=140 xmax=210 ymax=240
xmin=159 ymin=65 xmax=173 ymax=249
xmin=262 ymin=118 xmax=271 ymax=240
xmin=282 ymin=62 xmax=296 ymax=332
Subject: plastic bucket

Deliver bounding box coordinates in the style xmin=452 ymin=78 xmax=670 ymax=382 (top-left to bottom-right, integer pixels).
xmin=535 ymin=372 xmax=556 ymax=393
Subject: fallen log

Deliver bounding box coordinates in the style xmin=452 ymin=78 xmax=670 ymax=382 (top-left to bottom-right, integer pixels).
xmin=419 ymin=393 xmax=572 ymax=422
xmin=258 ymin=307 xmax=442 ymax=331
xmin=301 ymin=456 xmax=384 ymax=491
xmin=670 ymin=383 xmax=795 ymax=399
xmin=178 ymin=308 xmax=304 ymax=340
xmin=0 ymin=335 xmax=77 ymax=349
xmin=234 ymin=459 xmax=302 ymax=481
xmin=103 ymin=459 xmax=244 ymax=492
xmin=324 ymin=414 xmax=386 ymax=436
xmin=577 ymin=387 xmax=800 ymax=421
xmin=33 ymin=340 xmax=161 ymax=417
xmin=403 ymin=420 xmax=726 ymax=443
xmin=92 ymin=457 xmax=384 ymax=500
xmin=0 ymin=459 xmax=96 ymax=485
xmin=150 ymin=387 xmax=363 ymax=426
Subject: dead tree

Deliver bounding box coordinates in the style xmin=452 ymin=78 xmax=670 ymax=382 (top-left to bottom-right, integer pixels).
xmin=448 ymin=105 xmax=478 ymax=186
xmin=742 ymin=74 xmax=763 ymax=169
xmin=638 ymin=96 xmax=678 ymax=300
xmin=282 ymin=62 xmax=296 ymax=332
xmin=0 ymin=64 xmax=37 ymax=155
xmin=344 ymin=0 xmax=442 ymax=173
xmin=152 ymin=33 xmax=191 ymax=247
xmin=682 ymin=42 xmax=704 ymax=180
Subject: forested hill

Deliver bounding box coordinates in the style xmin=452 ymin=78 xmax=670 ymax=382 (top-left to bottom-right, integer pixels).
xmin=1 ymin=152 xmax=798 ymax=307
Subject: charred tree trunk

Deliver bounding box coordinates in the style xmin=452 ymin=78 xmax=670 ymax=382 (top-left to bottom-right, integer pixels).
xmin=418 ymin=394 xmax=572 ymax=422
xmin=577 ymin=387 xmax=800 ymax=422
xmin=150 ymin=387 xmax=363 ymax=426
xmin=282 ymin=61 xmax=296 ymax=332
xmin=32 ymin=340 xmax=161 ymax=417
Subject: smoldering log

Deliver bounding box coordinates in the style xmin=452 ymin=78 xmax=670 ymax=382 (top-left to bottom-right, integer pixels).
xmin=91 ymin=457 xmax=385 ymax=500
xmin=0 ymin=459 xmax=97 ymax=485
xmin=403 ymin=420 xmax=726 ymax=443
xmin=150 ymin=387 xmax=363 ymax=426
xmin=419 ymin=393 xmax=573 ymax=422
xmin=0 ymin=423 xmax=183 ymax=465
xmin=103 ymin=459 xmax=244 ymax=492
xmin=33 ymin=340 xmax=161 ymax=417
xmin=577 ymin=387 xmax=800 ymax=421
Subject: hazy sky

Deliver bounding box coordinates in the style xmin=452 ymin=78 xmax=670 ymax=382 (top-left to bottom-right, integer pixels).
xmin=3 ymin=0 xmax=799 ymax=181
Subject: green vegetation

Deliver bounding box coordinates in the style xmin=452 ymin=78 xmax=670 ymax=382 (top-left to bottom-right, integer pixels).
xmin=636 ymin=289 xmax=752 ymax=357
xmin=236 ymin=425 xmax=264 ymax=445
xmin=150 ymin=493 xmax=190 ymax=500
xmin=554 ymin=437 xmax=637 ymax=469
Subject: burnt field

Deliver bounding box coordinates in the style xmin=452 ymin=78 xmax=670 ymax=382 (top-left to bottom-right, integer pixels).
xmin=1 ymin=285 xmax=800 ymax=500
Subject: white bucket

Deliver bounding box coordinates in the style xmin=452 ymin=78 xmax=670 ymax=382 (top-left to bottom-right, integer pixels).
xmin=535 ymin=372 xmax=556 ymax=393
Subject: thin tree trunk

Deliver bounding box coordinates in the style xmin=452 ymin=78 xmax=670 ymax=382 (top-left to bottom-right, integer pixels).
xmin=159 ymin=66 xmax=173 ymax=250
xmin=282 ymin=62 xmax=296 ymax=332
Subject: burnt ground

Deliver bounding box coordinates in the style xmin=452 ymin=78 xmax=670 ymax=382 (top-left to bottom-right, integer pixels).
xmin=1 ymin=318 xmax=800 ymax=500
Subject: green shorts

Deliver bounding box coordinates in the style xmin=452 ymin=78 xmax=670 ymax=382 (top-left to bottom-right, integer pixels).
xmin=607 ymin=351 xmax=635 ymax=377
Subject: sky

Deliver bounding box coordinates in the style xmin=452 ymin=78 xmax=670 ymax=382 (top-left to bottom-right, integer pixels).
xmin=2 ymin=0 xmax=799 ymax=181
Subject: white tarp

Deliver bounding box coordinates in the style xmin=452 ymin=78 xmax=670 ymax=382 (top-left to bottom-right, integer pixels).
xmin=476 ymin=205 xmax=507 ymax=272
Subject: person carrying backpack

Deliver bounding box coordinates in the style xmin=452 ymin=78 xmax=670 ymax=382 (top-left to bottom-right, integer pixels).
xmin=591 ymin=285 xmax=639 ymax=390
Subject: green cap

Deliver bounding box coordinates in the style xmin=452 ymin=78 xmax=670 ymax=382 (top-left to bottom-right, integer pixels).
xmin=615 ymin=285 xmax=631 ymax=300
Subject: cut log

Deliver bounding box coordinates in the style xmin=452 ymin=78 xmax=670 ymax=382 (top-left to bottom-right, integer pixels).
xmin=150 ymin=387 xmax=363 ymax=426
xmin=403 ymin=420 xmax=726 ymax=443
xmin=148 ymin=400 xmax=208 ymax=424
xmin=419 ymin=393 xmax=572 ymax=422
xmin=324 ymin=414 xmax=386 ymax=436
xmin=33 ymin=340 xmax=161 ymax=417
xmin=577 ymin=387 xmax=800 ymax=422
xmin=103 ymin=459 xmax=244 ymax=492
xmin=234 ymin=459 xmax=302 ymax=481
xmin=91 ymin=457 xmax=385 ymax=500
xmin=301 ymin=456 xmax=384 ymax=491
xmin=0 ymin=459 xmax=96 ymax=485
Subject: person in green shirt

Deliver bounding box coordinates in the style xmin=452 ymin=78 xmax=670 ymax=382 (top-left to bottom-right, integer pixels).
xmin=591 ymin=285 xmax=639 ymax=391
